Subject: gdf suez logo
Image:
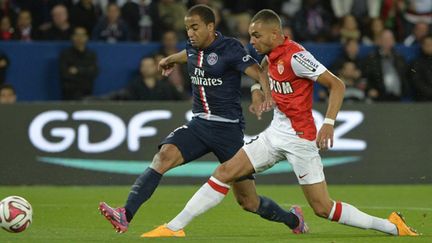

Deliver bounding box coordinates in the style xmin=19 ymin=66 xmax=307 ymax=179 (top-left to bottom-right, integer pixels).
xmin=28 ymin=110 xmax=173 ymax=153
xmin=29 ymin=109 xmax=366 ymax=154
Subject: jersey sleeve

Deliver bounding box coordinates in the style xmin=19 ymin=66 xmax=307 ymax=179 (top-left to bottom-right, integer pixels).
xmin=290 ymin=51 xmax=327 ymax=81
xmin=227 ymin=39 xmax=258 ymax=73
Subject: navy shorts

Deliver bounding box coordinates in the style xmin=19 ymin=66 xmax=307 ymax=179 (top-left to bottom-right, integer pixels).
xmin=159 ymin=117 xmax=254 ymax=180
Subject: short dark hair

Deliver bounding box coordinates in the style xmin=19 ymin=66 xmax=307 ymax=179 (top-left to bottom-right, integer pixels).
xmin=0 ymin=84 xmax=15 ymax=94
xmin=251 ymin=9 xmax=282 ymax=28
xmin=187 ymin=4 xmax=215 ymax=25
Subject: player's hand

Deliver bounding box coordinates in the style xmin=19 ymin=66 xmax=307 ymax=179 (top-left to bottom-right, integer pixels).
xmin=316 ymin=124 xmax=334 ymax=151
xmin=261 ymin=95 xmax=275 ymax=113
xmin=249 ymin=91 xmax=265 ymax=120
xmin=158 ymin=57 xmax=175 ymax=76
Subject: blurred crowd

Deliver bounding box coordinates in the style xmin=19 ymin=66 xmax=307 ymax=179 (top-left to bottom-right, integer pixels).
xmin=0 ymin=0 xmax=432 ymax=103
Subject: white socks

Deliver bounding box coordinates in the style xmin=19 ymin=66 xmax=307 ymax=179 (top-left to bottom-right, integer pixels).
xmin=328 ymin=201 xmax=398 ymax=235
xmin=166 ymin=181 xmax=399 ymax=235
xmin=167 ymin=177 xmax=230 ymax=231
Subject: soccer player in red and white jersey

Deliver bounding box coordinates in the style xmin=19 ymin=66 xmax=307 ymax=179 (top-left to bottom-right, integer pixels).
xmin=142 ymin=9 xmax=419 ymax=237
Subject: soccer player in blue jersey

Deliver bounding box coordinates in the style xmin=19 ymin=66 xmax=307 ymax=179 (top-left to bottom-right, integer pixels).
xmin=98 ymin=4 xmax=307 ymax=235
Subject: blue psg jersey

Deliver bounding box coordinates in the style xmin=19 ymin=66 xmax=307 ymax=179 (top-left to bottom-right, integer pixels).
xmin=186 ymin=32 xmax=257 ymax=125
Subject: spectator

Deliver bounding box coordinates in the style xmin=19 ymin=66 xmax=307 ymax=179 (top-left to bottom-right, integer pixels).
xmin=401 ymin=0 xmax=432 ymax=33
xmin=0 ymin=51 xmax=9 ymax=84
xmin=13 ymin=10 xmax=40 ymax=41
xmin=92 ymin=0 xmax=109 ymax=14
xmin=365 ymin=0 xmax=383 ymax=18
xmin=231 ymin=13 xmax=256 ymax=99
xmin=363 ymin=29 xmax=409 ymax=101
xmin=233 ymin=13 xmax=251 ymax=46
xmin=339 ymin=14 xmax=361 ymax=43
xmin=119 ymin=0 xmax=158 ymax=42
xmin=292 ymin=0 xmax=335 ymax=42
xmin=40 ymin=4 xmax=73 ymax=41
xmin=70 ymin=0 xmax=99 ymax=35
xmin=102 ymin=56 xmax=184 ymax=100
xmin=0 ymin=83 xmax=16 ymax=104
xmin=332 ymin=38 xmax=362 ymax=73
xmin=410 ymin=34 xmax=432 ymax=101
xmin=379 ymin=0 xmax=405 ymax=40
xmin=20 ymin=0 xmax=72 ymax=28
xmin=92 ymin=3 xmax=129 ymax=43
xmin=158 ymin=30 xmax=189 ymax=97
xmin=280 ymin=0 xmax=302 ymax=19
xmin=0 ymin=0 xmax=19 ymax=24
xmin=362 ymin=17 xmax=385 ymax=45
xmin=140 ymin=1 xmax=160 ymax=42
xmin=337 ymin=61 xmax=366 ymax=102
xmin=159 ymin=29 xmax=179 ymax=56
xmin=120 ymin=0 xmax=140 ymax=41
xmin=156 ymin=0 xmax=187 ymax=41
xmin=213 ymin=6 xmax=231 ymax=37
xmin=60 ymin=27 xmax=98 ymax=100
xmin=403 ymin=21 xmax=430 ymax=46
xmin=331 ymin=0 xmax=354 ymax=18
xmin=0 ymin=15 xmax=13 ymax=40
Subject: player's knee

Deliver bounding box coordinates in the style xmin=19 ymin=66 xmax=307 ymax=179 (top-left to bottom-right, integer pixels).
xmin=151 ymin=145 xmax=182 ymax=174
xmin=213 ymin=164 xmax=233 ymax=184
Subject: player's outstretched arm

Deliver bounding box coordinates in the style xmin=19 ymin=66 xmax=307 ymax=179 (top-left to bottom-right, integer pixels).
xmin=158 ymin=50 xmax=187 ymax=76
xmin=316 ymin=70 xmax=345 ymax=150
xmin=244 ymin=63 xmax=274 ymax=115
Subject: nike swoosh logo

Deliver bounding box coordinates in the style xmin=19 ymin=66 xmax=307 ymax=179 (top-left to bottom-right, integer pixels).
xmin=188 ymin=54 xmax=194 ymax=56
xmin=299 ymin=174 xmax=308 ymax=179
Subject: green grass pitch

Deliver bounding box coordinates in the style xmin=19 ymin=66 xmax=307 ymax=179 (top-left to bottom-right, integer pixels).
xmin=0 ymin=185 xmax=430 ymax=242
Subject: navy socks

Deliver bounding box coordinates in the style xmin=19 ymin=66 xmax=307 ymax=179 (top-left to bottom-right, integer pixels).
xmin=255 ymin=196 xmax=299 ymax=229
xmin=124 ymin=167 xmax=162 ymax=222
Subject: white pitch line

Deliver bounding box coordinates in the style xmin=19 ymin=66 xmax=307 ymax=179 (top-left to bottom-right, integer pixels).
xmin=281 ymin=204 xmax=432 ymax=212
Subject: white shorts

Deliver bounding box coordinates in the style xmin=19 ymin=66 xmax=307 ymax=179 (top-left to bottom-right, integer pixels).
xmin=243 ymin=125 xmax=325 ymax=185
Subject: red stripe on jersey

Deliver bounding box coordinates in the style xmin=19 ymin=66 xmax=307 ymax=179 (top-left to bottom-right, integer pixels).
xmin=197 ymin=51 xmax=203 ymax=67
xmin=199 ymin=86 xmax=209 ymax=113
xmin=332 ymin=201 xmax=342 ymax=222
xmin=207 ymin=179 xmax=229 ymax=195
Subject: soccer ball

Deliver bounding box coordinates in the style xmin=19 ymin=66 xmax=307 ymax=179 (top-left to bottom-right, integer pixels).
xmin=0 ymin=196 xmax=32 ymax=233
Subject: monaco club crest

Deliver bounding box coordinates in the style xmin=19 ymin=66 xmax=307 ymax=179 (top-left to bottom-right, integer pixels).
xmin=207 ymin=52 xmax=218 ymax=65
xmin=277 ymin=60 xmax=284 ymax=74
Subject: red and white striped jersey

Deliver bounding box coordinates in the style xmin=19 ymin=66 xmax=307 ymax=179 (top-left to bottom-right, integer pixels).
xmin=266 ymin=38 xmax=327 ymax=141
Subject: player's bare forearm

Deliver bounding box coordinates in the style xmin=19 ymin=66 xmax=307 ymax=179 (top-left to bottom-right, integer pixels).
xmin=245 ymin=64 xmax=274 ymax=112
xmin=166 ymin=50 xmax=187 ymax=64
xmin=317 ymin=71 xmax=345 ymax=120
xmin=245 ymin=64 xmax=271 ymax=98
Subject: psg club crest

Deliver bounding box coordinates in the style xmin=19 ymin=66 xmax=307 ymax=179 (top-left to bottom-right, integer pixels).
xmin=277 ymin=60 xmax=284 ymax=74
xmin=207 ymin=52 xmax=218 ymax=65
